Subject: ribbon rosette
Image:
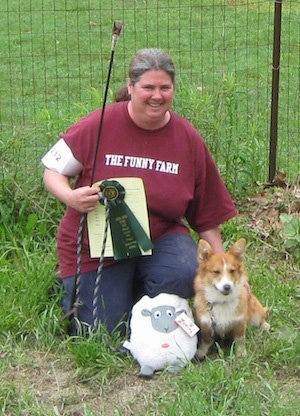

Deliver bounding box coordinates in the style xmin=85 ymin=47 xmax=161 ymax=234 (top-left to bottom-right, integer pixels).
xmin=100 ymin=180 xmax=154 ymax=260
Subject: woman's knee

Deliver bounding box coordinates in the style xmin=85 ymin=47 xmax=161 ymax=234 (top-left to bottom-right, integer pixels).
xmin=138 ymin=233 xmax=198 ymax=298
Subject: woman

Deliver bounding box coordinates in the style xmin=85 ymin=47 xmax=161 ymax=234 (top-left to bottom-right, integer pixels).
xmin=42 ymin=48 xmax=237 ymax=335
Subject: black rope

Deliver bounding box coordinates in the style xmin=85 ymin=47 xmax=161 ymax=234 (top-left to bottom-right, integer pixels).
xmin=67 ymin=56 xmax=113 ymax=323
xmin=93 ymin=198 xmax=110 ymax=328
xmin=73 ymin=213 xmax=86 ymax=316
xmin=65 ymin=22 xmax=122 ymax=331
xmin=63 ymin=213 xmax=86 ymax=321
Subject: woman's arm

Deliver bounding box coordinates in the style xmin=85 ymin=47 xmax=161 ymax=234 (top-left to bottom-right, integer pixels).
xmin=43 ymin=168 xmax=100 ymax=213
xmin=199 ymin=226 xmax=224 ymax=253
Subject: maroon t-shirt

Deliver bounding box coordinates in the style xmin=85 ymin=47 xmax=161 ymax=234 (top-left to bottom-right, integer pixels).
xmin=57 ymin=101 xmax=237 ymax=277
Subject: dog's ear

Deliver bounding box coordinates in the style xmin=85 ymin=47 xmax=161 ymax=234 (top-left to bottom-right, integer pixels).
xmin=198 ymin=239 xmax=213 ymax=262
xmin=229 ymin=238 xmax=247 ymax=259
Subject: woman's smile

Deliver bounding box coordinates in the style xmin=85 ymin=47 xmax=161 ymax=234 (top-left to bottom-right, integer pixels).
xmin=127 ymin=69 xmax=174 ymax=129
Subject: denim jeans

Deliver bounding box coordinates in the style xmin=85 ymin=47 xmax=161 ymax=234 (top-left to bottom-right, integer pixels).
xmin=61 ymin=233 xmax=198 ymax=335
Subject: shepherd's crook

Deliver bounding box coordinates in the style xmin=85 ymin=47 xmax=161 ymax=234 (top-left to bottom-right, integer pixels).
xmin=90 ymin=20 xmax=123 ymax=186
xmin=67 ymin=21 xmax=123 ymax=328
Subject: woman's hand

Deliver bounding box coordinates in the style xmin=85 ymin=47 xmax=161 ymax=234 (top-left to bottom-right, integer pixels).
xmin=66 ymin=185 xmax=101 ymax=213
xmin=43 ymin=169 xmax=100 ymax=213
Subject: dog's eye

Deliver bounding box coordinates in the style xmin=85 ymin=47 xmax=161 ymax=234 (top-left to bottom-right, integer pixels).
xmin=213 ymin=270 xmax=220 ymax=275
xmin=229 ymin=268 xmax=236 ymax=274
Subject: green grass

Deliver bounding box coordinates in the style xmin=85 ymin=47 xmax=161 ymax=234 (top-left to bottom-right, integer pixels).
xmin=0 ymin=1 xmax=300 ymax=415
xmin=0 ymin=190 xmax=299 ymax=415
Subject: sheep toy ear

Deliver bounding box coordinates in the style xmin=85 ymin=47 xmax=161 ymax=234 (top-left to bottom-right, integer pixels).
xmin=175 ymin=309 xmax=187 ymax=316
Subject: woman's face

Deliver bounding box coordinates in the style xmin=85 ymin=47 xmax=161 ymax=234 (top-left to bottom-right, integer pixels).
xmin=127 ymin=69 xmax=174 ymax=129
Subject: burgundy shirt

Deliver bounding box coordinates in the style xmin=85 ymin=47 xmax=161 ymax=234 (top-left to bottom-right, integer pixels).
xmin=57 ymin=101 xmax=237 ymax=277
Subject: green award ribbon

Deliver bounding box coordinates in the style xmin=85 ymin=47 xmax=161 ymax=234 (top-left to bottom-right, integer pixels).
xmin=100 ymin=180 xmax=154 ymax=260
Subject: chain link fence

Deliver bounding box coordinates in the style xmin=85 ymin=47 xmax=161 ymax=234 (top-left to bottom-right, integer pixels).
xmin=1 ymin=0 xmax=299 ymax=193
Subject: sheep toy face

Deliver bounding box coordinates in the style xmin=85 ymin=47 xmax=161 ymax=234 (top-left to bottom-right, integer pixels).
xmin=124 ymin=294 xmax=198 ymax=378
xmin=141 ymin=305 xmax=186 ymax=333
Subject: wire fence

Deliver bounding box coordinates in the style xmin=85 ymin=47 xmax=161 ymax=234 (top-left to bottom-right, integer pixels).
xmin=1 ymin=0 xmax=299 ymax=193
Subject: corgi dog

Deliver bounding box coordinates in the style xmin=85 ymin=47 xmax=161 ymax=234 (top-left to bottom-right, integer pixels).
xmin=193 ymin=238 xmax=270 ymax=360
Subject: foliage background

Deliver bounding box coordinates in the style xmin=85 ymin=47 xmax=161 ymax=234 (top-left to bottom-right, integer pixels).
xmin=0 ymin=1 xmax=299 ymax=415
xmin=1 ymin=0 xmax=300 ymax=194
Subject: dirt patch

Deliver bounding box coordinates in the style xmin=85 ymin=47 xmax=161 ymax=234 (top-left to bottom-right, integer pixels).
xmin=8 ymin=350 xmax=170 ymax=415
xmin=8 ymin=348 xmax=300 ymax=415
xmin=277 ymin=368 xmax=300 ymax=404
xmin=241 ymin=180 xmax=300 ymax=239
xmin=235 ymin=179 xmax=300 ymax=270
xmin=10 ymin=351 xmax=100 ymax=414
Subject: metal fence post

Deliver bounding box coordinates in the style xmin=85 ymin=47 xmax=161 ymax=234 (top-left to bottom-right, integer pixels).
xmin=269 ymin=0 xmax=283 ymax=182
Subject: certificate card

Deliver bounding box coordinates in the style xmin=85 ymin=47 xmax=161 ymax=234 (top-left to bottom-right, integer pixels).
xmin=87 ymin=177 xmax=152 ymax=258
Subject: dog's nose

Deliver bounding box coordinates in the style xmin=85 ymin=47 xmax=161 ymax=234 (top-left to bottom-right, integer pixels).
xmin=223 ymin=284 xmax=232 ymax=293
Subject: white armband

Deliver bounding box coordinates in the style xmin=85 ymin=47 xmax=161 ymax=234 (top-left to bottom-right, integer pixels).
xmin=41 ymin=138 xmax=83 ymax=176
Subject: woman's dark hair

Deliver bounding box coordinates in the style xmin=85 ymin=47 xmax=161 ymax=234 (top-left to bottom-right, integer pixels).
xmin=115 ymin=85 xmax=130 ymax=102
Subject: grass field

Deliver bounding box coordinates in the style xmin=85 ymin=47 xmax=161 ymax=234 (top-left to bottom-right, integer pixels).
xmin=0 ymin=1 xmax=299 ymax=415
xmin=1 ymin=0 xmax=299 ymax=188
xmin=1 ymin=203 xmax=299 ymax=415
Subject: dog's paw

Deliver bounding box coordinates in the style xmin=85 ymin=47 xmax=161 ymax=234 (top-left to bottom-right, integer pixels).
xmin=195 ymin=340 xmax=213 ymax=361
xmin=236 ymin=345 xmax=247 ymax=358
xmin=196 ymin=344 xmax=212 ymax=361
xmin=261 ymin=321 xmax=271 ymax=331
xmin=195 ymin=352 xmax=206 ymax=362
xmin=235 ymin=339 xmax=247 ymax=358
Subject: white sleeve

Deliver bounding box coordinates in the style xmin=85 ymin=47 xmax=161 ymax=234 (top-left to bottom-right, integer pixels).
xmin=41 ymin=138 xmax=83 ymax=176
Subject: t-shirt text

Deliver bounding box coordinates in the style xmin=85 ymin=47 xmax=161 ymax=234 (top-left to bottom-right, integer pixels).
xmin=104 ymin=154 xmax=179 ymax=175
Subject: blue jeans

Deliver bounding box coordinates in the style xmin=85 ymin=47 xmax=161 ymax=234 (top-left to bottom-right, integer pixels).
xmin=61 ymin=233 xmax=198 ymax=335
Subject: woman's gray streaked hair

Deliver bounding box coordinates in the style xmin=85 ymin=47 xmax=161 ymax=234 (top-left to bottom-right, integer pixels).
xmin=128 ymin=48 xmax=175 ymax=85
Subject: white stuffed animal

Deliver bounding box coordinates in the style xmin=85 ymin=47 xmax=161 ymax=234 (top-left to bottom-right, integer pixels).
xmin=123 ymin=293 xmax=198 ymax=378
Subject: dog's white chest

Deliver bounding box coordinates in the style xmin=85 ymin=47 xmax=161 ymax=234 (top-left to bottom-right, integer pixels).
xmin=208 ymin=300 xmax=244 ymax=334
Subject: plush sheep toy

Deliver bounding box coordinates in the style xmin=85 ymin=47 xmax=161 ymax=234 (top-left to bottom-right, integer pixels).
xmin=123 ymin=293 xmax=198 ymax=378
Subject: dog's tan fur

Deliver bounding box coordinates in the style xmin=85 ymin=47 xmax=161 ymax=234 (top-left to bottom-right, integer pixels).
xmin=193 ymin=238 xmax=270 ymax=359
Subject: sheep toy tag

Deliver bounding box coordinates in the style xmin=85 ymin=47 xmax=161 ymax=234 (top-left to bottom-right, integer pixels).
xmin=123 ymin=293 xmax=199 ymax=378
